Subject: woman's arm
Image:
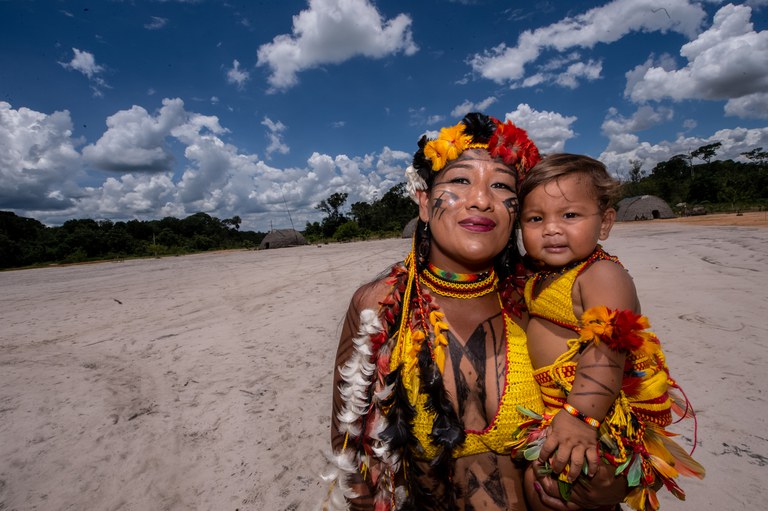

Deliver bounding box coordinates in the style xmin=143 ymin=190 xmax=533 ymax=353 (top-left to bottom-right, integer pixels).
xmin=329 ymin=280 xmax=390 ymax=510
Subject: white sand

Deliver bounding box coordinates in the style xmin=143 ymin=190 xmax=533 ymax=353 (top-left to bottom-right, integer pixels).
xmin=1 ymin=222 xmax=766 ymax=510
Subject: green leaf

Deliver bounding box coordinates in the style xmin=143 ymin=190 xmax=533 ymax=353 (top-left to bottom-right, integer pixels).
xmin=627 ymin=454 xmax=643 ymax=488
xmin=615 ymin=457 xmax=632 ymax=476
xmin=523 ymin=443 xmax=542 ymax=461
xmin=516 ymin=405 xmax=542 ymax=420
xmin=558 ymin=480 xmax=573 ymax=501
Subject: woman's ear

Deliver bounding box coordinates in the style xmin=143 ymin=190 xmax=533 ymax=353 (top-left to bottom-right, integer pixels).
xmin=416 ymin=189 xmax=431 ymax=223
xmin=599 ymin=208 xmax=616 ymax=240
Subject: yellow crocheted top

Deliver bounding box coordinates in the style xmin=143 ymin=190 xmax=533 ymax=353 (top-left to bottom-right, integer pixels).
xmin=524 ymin=267 xmax=580 ymax=331
xmin=523 ymin=248 xmax=674 ymax=428
xmin=524 ymin=248 xmax=620 ymax=331
xmin=389 ymin=311 xmax=544 ymax=459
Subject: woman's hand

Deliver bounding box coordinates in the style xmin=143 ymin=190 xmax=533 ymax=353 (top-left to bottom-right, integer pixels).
xmin=529 ymin=459 xmax=628 ymax=510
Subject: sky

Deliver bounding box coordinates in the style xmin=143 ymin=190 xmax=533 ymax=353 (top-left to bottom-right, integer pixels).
xmin=1 ymin=0 xmax=767 ymax=232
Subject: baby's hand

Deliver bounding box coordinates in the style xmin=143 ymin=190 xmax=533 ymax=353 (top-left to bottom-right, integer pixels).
xmin=539 ymin=410 xmax=600 ymax=482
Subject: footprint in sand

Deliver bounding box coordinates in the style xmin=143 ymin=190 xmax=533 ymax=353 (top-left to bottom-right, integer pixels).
xmin=678 ymin=313 xmax=744 ymax=332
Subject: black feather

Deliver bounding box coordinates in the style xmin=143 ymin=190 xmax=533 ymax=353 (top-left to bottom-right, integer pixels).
xmin=417 ymin=339 xmax=463 ymax=510
xmin=379 ymin=366 xmax=417 ymax=452
xmin=461 ymin=112 xmax=497 ymax=144
xmin=412 ymin=134 xmax=434 ymax=183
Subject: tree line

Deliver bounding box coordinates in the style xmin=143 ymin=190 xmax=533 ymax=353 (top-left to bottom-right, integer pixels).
xmin=0 ymin=212 xmax=264 ymax=270
xmin=620 ymin=144 xmax=767 ymax=212
xmin=304 ymin=182 xmax=419 ymax=242
xmin=3 ymin=147 xmax=765 ymax=270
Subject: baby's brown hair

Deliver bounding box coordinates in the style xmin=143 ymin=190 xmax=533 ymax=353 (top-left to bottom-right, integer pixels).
xmin=519 ymin=153 xmax=620 ymax=212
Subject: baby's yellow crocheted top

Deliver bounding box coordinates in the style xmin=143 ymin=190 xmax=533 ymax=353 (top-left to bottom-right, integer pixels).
xmin=524 ymin=247 xmax=620 ymax=331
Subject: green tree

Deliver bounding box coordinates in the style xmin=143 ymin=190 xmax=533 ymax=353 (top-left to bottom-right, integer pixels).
xmin=628 ymin=159 xmax=645 ymax=183
xmin=334 ymin=221 xmax=361 ymax=241
xmin=742 ymin=147 xmax=768 ymax=165
xmin=691 ymin=142 xmax=722 ymax=165
xmin=316 ymin=192 xmax=349 ymax=237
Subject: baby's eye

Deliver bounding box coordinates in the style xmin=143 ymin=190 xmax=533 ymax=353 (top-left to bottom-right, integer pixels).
xmin=563 ymin=212 xmax=579 ymax=219
xmin=524 ymin=215 xmax=543 ymax=223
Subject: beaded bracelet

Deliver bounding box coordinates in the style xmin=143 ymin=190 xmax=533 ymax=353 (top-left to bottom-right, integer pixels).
xmin=563 ymin=403 xmax=601 ymax=428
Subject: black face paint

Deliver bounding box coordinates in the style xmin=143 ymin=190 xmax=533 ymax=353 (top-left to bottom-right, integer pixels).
xmin=502 ymin=196 xmax=519 ymax=213
xmin=431 ymin=190 xmax=458 ymax=220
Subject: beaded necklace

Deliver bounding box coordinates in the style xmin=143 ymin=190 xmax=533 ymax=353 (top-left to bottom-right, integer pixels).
xmin=420 ymin=262 xmax=498 ymax=299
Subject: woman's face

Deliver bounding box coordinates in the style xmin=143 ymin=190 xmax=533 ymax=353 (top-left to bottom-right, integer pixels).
xmin=417 ymin=150 xmax=518 ymax=273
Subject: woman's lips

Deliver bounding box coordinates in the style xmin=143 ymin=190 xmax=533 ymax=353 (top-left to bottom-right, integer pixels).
xmin=459 ymin=217 xmax=496 ymax=232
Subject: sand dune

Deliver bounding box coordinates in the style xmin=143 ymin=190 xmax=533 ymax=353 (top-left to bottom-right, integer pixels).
xmin=1 ymin=220 xmax=766 ymax=510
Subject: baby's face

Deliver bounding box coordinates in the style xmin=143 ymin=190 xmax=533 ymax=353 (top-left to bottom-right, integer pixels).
xmin=519 ymin=173 xmax=614 ymax=268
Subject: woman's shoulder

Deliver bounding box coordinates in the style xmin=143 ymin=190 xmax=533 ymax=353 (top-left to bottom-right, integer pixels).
xmin=349 ymin=263 xmax=405 ymax=311
xmin=350 ymin=278 xmax=392 ymax=310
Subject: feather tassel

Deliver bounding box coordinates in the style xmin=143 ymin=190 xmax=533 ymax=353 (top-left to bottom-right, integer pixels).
xmin=336 ymin=309 xmax=384 ymax=438
xmin=320 ymin=450 xmax=362 ymax=511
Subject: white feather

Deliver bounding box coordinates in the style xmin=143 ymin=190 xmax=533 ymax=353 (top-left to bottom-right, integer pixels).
xmin=336 ymin=309 xmax=385 ymax=440
xmin=320 ymin=450 xmax=361 ymax=510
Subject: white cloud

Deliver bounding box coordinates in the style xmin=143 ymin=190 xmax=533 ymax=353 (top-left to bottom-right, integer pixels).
xmin=602 ymin=105 xmax=675 ymax=152
xmin=469 ymin=0 xmax=705 ymax=87
xmin=451 ymin=97 xmax=498 ymax=118
xmin=554 ymin=59 xmax=603 ymax=89
xmin=0 ymin=102 xmax=83 ymax=210
xmin=724 ymin=92 xmax=768 ymax=119
xmin=59 ymin=48 xmax=110 ymax=96
xmin=504 ymin=103 xmax=578 ymax=154
xmin=0 ymin=99 xmax=416 ymax=231
xmin=60 ymin=48 xmax=103 ymax=78
xmin=256 ymin=0 xmax=418 ymax=91
xmin=261 ymin=117 xmax=290 ymax=158
xmin=426 ymin=115 xmax=445 ymax=125
xmin=599 ymin=125 xmax=768 ymax=177
xmin=625 ymin=3 xmax=768 ymax=116
xmin=144 ymin=16 xmax=168 ymax=30
xmin=82 ymin=98 xmax=189 ymax=172
xmin=226 ymin=59 xmax=250 ymax=89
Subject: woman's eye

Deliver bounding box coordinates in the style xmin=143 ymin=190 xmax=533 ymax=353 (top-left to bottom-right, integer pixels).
xmin=491 ymin=182 xmax=515 ymax=191
xmin=449 ymin=177 xmax=469 ymax=184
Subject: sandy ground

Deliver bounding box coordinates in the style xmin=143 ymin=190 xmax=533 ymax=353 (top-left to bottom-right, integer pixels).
xmin=1 ymin=218 xmax=766 ymax=510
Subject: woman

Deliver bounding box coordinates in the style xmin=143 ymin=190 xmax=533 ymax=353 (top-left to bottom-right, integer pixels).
xmin=326 ymin=113 xmax=626 ymax=511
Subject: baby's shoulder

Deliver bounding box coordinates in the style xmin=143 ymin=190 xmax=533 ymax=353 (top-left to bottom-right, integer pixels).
xmin=581 ymin=258 xmax=632 ymax=283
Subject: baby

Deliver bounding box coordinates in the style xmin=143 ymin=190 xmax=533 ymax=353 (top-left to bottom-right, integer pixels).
xmin=516 ymin=153 xmax=703 ymax=511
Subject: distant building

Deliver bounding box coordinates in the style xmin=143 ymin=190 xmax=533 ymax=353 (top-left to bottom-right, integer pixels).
xmin=616 ymin=195 xmax=676 ymax=221
xmin=258 ymin=229 xmax=307 ymax=249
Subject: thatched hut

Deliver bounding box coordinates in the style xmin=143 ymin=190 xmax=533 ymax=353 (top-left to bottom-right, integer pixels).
xmin=258 ymin=229 xmax=307 ymax=249
xmin=616 ymin=195 xmax=675 ymax=221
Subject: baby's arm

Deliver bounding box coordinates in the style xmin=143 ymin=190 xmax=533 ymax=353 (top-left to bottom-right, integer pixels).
xmin=540 ymin=261 xmax=639 ymax=482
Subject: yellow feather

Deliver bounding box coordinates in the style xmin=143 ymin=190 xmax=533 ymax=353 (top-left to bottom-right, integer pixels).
xmin=649 ymin=454 xmax=679 ymax=480
xmin=658 ymin=433 xmax=706 ymax=479
xmin=624 ymin=486 xmax=648 ymax=511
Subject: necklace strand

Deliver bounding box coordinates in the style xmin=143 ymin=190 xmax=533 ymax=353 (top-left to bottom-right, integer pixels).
xmin=420 ymin=263 xmax=498 ymax=299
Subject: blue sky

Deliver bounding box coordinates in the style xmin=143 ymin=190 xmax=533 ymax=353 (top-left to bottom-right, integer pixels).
xmin=1 ymin=0 xmax=767 ymax=232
